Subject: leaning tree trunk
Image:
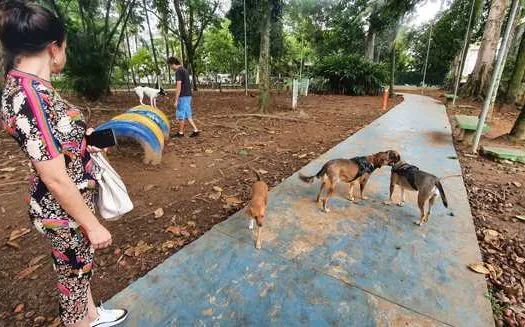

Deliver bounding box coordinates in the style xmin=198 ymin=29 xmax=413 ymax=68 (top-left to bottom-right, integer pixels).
xmin=506 ymin=32 xmax=525 ymax=104
xmin=510 ymin=102 xmax=525 ymax=140
xmin=143 ymin=0 xmax=160 ymax=80
xmin=258 ymin=2 xmax=272 ymax=113
xmin=165 ymin=33 xmax=172 ymax=84
xmin=365 ymin=29 xmax=376 ymax=61
xmin=125 ymin=28 xmax=137 ymax=86
xmin=463 ymin=0 xmax=506 ymax=98
xmin=389 ymin=44 xmax=395 ymax=98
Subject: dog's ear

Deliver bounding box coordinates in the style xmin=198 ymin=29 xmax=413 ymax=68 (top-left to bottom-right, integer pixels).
xmin=389 ymin=150 xmax=401 ymax=163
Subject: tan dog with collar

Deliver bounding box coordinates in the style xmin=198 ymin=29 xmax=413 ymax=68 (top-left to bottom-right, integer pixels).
xmin=299 ymin=150 xmax=401 ymax=212
xmin=247 ymin=170 xmax=268 ymax=249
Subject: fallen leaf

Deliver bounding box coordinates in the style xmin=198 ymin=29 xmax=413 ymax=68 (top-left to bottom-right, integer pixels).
xmin=187 ymin=180 xmax=196 ymax=185
xmin=190 ymin=164 xmax=197 ymax=168
xmin=298 ymin=154 xmax=307 ymax=159
xmin=124 ymin=247 xmax=135 ymax=257
xmin=9 ymin=228 xmax=31 ymax=241
xmin=515 ymin=215 xmax=525 ymax=222
xmin=154 ymin=208 xmax=164 ymax=219
xmin=181 ymin=230 xmax=191 ymax=237
xmin=144 ymin=184 xmax=156 ymax=192
xmin=6 ymin=241 xmax=20 ymax=249
xmin=15 ymin=264 xmax=43 ymax=280
xmin=209 ymin=192 xmax=221 ymax=201
xmin=13 ymin=304 xmax=24 ymax=313
xmin=238 ymin=150 xmax=249 ymax=156
xmin=0 ymin=167 xmax=16 ymax=172
xmin=204 ymin=149 xmax=214 ymax=154
xmin=257 ymin=169 xmax=268 ymax=175
xmin=133 ymin=241 xmax=153 ymax=257
xmin=28 ymin=254 xmax=48 ymax=267
xmin=187 ymin=221 xmax=196 ymax=228
xmin=467 ymin=263 xmax=490 ymax=274
xmin=161 ymin=240 xmax=177 ymax=251
xmin=166 ymin=226 xmax=183 ymax=236
xmin=516 ymin=257 xmax=525 ymax=264
xmin=0 ymin=207 xmax=5 ymax=214
xmin=512 ymin=181 xmax=522 ymax=188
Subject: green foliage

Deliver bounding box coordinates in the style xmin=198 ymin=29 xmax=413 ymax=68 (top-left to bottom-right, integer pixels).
xmin=311 ymin=55 xmax=388 ymax=95
xmin=130 ymin=48 xmax=156 ymax=80
xmin=64 ymin=29 xmax=112 ymax=100
xmin=198 ymin=19 xmax=243 ymax=80
xmin=406 ymin=0 xmax=481 ymax=86
xmin=227 ymin=0 xmax=285 ymax=61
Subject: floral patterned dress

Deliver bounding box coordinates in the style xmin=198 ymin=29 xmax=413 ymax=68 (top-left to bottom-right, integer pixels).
xmin=1 ymin=69 xmax=98 ymax=324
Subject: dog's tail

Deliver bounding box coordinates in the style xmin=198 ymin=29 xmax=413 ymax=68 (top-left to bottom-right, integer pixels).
xmin=435 ymin=181 xmax=448 ymax=208
xmin=299 ymin=163 xmax=329 ymax=184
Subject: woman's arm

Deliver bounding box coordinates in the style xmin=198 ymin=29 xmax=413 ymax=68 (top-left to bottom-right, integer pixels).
xmin=33 ymin=155 xmax=112 ymax=249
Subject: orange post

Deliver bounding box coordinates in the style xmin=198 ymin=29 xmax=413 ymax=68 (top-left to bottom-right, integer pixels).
xmin=381 ymin=87 xmax=389 ymax=112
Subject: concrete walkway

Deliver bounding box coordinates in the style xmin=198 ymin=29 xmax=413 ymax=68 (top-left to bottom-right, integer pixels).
xmin=107 ymin=94 xmax=494 ymax=327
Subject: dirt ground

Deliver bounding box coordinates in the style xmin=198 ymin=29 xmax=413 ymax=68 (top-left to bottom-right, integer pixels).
xmin=442 ymin=94 xmax=525 ymax=327
xmin=0 ymin=90 xmax=401 ymax=326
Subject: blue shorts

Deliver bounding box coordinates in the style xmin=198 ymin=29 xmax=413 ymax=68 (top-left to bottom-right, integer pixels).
xmin=176 ymin=96 xmax=192 ymax=120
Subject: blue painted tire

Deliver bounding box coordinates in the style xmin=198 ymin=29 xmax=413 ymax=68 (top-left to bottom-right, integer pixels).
xmin=127 ymin=109 xmax=170 ymax=138
xmin=96 ymin=121 xmax=162 ymax=152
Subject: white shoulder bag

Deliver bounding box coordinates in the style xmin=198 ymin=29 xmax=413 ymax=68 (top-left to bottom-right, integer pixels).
xmin=91 ymin=152 xmax=133 ymax=220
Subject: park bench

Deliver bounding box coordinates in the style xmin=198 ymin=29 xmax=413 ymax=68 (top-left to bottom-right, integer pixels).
xmin=453 ymin=115 xmax=490 ymax=145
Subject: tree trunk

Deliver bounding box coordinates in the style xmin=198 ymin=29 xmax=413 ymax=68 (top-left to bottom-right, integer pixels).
xmin=463 ymin=0 xmax=507 ymax=98
xmin=258 ymin=2 xmax=272 ymax=113
xmin=510 ymin=102 xmax=525 ymax=140
xmin=365 ymin=29 xmax=376 ymax=60
xmin=143 ymin=0 xmax=160 ymax=78
xmin=165 ymin=34 xmax=172 ymax=84
xmin=506 ymin=29 xmax=525 ymax=104
xmin=389 ymin=45 xmax=395 ymax=98
xmin=125 ymin=28 xmax=137 ymax=86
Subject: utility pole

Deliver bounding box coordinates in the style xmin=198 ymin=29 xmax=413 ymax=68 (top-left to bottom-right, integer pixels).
xmin=472 ymin=0 xmax=520 ymax=152
xmin=244 ymin=0 xmax=248 ymax=96
xmin=452 ymin=0 xmax=476 ymax=106
xmin=421 ymin=0 xmax=446 ymax=93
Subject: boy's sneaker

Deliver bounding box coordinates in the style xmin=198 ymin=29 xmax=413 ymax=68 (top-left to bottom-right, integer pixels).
xmin=90 ymin=306 xmax=128 ymax=327
xmin=190 ymin=131 xmax=200 ymax=138
xmin=174 ymin=132 xmax=184 ymax=138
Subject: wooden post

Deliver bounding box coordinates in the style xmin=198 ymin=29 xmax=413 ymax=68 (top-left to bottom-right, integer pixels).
xmin=382 ymin=87 xmax=389 ymax=111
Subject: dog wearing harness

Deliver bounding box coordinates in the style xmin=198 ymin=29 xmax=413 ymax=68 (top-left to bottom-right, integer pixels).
xmin=299 ymin=150 xmax=401 ymax=212
xmin=386 ymin=160 xmax=448 ymax=226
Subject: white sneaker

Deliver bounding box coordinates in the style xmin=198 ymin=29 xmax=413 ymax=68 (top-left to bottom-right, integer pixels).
xmin=90 ymin=306 xmax=128 ymax=327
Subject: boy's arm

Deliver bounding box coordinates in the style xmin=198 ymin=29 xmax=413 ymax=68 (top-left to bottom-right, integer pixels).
xmin=175 ymin=81 xmax=182 ymax=106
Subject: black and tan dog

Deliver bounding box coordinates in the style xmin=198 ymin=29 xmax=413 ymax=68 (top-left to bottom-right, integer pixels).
xmin=386 ymin=161 xmax=449 ymax=226
xmin=299 ymin=150 xmax=401 ymax=212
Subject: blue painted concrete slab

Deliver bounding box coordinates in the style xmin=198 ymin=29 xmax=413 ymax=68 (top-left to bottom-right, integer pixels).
xmin=107 ymin=94 xmax=493 ymax=326
xmin=108 ymin=229 xmax=445 ymax=327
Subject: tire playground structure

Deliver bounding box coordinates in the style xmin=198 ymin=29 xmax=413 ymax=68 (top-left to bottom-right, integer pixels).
xmin=96 ymin=105 xmax=170 ymax=165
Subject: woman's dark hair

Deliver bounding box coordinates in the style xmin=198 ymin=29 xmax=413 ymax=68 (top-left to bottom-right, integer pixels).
xmin=0 ymin=0 xmax=66 ymax=73
xmin=167 ymin=57 xmax=181 ymax=66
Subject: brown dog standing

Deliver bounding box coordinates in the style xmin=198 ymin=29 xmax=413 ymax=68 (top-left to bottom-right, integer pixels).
xmin=299 ymin=150 xmax=401 ymax=212
xmin=247 ymin=170 xmax=268 ymax=249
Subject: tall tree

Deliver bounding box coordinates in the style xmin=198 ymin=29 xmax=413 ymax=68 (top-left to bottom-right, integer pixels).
xmin=143 ymin=0 xmax=160 ymax=83
xmin=506 ymin=29 xmax=525 ymax=103
xmin=173 ymin=0 xmax=220 ymax=91
xmin=510 ymin=101 xmax=525 ymax=140
xmin=463 ymin=0 xmax=507 ymax=98
xmin=258 ymin=1 xmax=272 ymax=112
xmin=154 ymin=0 xmax=172 ymax=83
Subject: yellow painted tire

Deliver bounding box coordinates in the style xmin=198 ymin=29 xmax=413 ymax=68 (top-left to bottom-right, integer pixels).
xmin=131 ymin=105 xmax=170 ymax=129
xmin=112 ymin=113 xmax=164 ymax=148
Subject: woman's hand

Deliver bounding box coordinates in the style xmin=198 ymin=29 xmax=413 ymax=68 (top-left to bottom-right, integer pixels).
xmin=85 ymin=128 xmax=105 ymax=153
xmin=86 ymin=223 xmax=112 ymax=249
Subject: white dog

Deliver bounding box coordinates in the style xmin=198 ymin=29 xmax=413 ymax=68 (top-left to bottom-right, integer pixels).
xmin=134 ymin=86 xmax=167 ymax=108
